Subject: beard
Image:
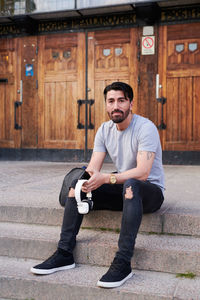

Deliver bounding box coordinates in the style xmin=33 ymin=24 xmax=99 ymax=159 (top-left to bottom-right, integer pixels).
xmin=108 ymin=108 xmax=131 ymax=123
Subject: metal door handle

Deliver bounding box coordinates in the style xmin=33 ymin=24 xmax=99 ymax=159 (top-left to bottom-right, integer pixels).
xmin=156 ymin=74 xmax=166 ymax=130
xmin=77 ymin=100 xmax=85 ymax=129
xmin=157 ymin=97 xmax=167 ymax=130
xmin=14 ymin=101 xmax=22 ymax=130
xmin=156 ymin=74 xmax=163 ymax=99
xmin=88 ymin=99 xmax=94 ymax=129
xmin=20 ymin=80 xmax=23 ymax=103
xmin=77 ymin=99 xmax=94 ymax=129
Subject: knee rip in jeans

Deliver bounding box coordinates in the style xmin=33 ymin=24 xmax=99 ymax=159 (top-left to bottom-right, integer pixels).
xmin=125 ymin=186 xmax=134 ymax=199
xmin=68 ymin=188 xmax=75 ymax=197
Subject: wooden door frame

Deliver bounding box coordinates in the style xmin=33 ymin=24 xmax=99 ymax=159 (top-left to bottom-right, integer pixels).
xmin=158 ymin=25 xmax=167 ymax=150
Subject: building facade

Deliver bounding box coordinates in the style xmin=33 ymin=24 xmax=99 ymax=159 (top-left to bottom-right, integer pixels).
xmin=0 ymin=0 xmax=200 ymax=163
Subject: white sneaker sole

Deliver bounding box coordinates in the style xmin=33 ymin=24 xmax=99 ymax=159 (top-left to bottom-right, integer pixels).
xmin=30 ymin=263 xmax=75 ymax=275
xmin=97 ymin=271 xmax=133 ymax=288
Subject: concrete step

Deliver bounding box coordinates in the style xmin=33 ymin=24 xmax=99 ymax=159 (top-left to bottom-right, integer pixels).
xmin=1 ymin=202 xmax=200 ymax=237
xmin=0 ymin=222 xmax=200 ymax=276
xmin=1 ymin=256 xmax=200 ymax=300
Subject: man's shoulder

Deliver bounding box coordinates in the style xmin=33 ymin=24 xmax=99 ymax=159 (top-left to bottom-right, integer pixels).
xmin=99 ymin=120 xmax=115 ymax=131
xmin=134 ymin=114 xmax=156 ymax=129
xmin=134 ymin=114 xmax=153 ymax=124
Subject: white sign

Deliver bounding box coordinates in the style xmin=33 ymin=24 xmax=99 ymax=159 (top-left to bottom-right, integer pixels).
xmin=142 ymin=36 xmax=155 ymax=55
xmin=143 ymin=26 xmax=154 ymax=36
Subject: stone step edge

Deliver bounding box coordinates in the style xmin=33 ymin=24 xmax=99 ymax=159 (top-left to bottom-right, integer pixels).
xmin=0 ymin=222 xmax=200 ymax=276
xmin=1 ymin=256 xmax=200 ymax=300
xmin=1 ymin=204 xmax=200 ymax=237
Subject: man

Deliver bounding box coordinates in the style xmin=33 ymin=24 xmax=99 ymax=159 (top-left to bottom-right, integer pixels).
xmin=31 ymin=82 xmax=165 ymax=289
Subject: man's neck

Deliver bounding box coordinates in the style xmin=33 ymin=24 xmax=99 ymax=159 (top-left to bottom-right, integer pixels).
xmin=116 ymin=113 xmax=133 ymax=131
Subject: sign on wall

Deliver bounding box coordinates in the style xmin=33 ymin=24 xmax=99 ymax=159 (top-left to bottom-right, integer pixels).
xmin=142 ymin=36 xmax=155 ymax=55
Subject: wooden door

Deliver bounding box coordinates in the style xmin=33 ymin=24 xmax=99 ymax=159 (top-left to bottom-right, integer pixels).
xmin=87 ymin=28 xmax=138 ymax=148
xmin=159 ymin=24 xmax=200 ymax=151
xmin=0 ymin=38 xmax=20 ymax=148
xmin=0 ymin=36 xmax=38 ymax=149
xmin=0 ymin=29 xmax=138 ymax=154
xmin=38 ymin=33 xmax=85 ymax=149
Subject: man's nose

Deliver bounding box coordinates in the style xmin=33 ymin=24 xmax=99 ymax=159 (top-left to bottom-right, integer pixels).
xmin=113 ymin=100 xmax=119 ymax=109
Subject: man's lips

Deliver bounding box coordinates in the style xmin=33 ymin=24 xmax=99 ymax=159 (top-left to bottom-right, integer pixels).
xmin=111 ymin=110 xmax=123 ymax=115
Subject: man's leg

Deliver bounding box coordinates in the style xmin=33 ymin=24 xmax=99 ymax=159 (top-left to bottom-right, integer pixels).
xmin=30 ymin=182 xmax=82 ymax=275
xmin=30 ymin=180 xmax=123 ymax=275
xmin=97 ymin=178 xmax=164 ymax=288
xmin=58 ymin=187 xmax=84 ymax=253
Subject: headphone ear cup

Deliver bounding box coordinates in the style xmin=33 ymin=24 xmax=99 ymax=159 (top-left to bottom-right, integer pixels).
xmin=82 ymin=199 xmax=93 ymax=212
xmin=77 ymin=201 xmax=89 ymax=214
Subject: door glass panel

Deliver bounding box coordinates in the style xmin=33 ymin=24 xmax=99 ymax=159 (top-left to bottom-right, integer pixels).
xmin=103 ymin=49 xmax=111 ymax=56
xmin=115 ymin=47 xmax=123 ymax=56
xmin=175 ymin=44 xmax=184 ymax=53
xmin=189 ymin=42 xmax=198 ymax=52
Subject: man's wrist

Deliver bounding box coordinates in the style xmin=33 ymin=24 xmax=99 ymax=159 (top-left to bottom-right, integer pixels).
xmin=109 ymin=173 xmax=117 ymax=184
xmin=103 ymin=174 xmax=110 ymax=184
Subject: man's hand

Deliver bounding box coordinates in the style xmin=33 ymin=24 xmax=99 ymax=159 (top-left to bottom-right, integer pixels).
xmin=82 ymin=170 xmax=108 ymax=193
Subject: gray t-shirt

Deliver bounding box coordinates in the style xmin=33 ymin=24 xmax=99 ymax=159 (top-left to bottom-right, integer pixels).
xmin=93 ymin=114 xmax=165 ymax=192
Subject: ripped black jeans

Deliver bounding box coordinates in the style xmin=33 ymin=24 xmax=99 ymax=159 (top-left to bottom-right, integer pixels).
xmin=58 ymin=178 xmax=164 ymax=262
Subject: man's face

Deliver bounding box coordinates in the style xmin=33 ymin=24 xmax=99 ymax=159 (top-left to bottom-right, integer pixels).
xmin=106 ymin=90 xmax=133 ymax=123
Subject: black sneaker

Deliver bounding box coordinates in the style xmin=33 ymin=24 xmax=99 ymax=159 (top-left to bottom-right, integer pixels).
xmin=30 ymin=250 xmax=75 ymax=275
xmin=97 ymin=257 xmax=132 ymax=288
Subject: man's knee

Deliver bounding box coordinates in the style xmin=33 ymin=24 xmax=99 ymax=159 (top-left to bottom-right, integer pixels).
xmin=68 ymin=188 xmax=75 ymax=197
xmin=123 ymin=178 xmax=140 ymax=198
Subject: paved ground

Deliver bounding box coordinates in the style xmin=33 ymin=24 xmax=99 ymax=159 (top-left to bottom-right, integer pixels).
xmin=0 ymin=161 xmax=200 ymax=215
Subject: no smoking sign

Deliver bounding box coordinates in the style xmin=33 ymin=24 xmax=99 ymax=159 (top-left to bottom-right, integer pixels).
xmin=142 ymin=36 xmax=155 ymax=55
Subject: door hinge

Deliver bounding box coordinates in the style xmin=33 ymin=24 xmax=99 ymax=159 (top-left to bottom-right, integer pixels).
xmin=137 ymin=76 xmax=141 ymax=86
xmin=137 ymin=39 xmax=141 ymax=61
xmin=137 ymin=51 xmax=141 ymax=61
xmin=36 ymin=46 xmax=39 ymax=55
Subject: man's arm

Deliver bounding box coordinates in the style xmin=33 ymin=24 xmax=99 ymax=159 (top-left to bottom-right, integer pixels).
xmin=83 ymin=150 xmax=155 ymax=192
xmin=82 ymin=152 xmax=106 ymax=193
xmin=113 ymin=150 xmax=155 ymax=184
xmin=86 ymin=151 xmax=106 ymax=173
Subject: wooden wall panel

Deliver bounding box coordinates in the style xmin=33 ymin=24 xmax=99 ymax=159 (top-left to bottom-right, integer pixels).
xmin=21 ymin=36 xmax=38 ymax=148
xmin=137 ymin=26 xmax=158 ymax=125
xmin=167 ymin=23 xmax=200 ymax=41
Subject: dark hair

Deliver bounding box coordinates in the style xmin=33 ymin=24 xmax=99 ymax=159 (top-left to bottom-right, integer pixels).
xmin=103 ymin=82 xmax=134 ymax=102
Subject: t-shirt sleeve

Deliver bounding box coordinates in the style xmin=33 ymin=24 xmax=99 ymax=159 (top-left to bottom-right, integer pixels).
xmin=138 ymin=121 xmax=159 ymax=153
xmin=93 ymin=125 xmax=107 ymax=153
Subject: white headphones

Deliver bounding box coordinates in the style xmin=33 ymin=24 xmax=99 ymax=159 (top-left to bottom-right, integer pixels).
xmin=75 ymin=179 xmax=93 ymax=214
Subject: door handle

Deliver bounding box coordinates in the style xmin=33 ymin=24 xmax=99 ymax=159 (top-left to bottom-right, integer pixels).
xmin=77 ymin=100 xmax=85 ymax=129
xmin=156 ymin=74 xmax=162 ymax=100
xmin=157 ymin=97 xmax=167 ymax=130
xmin=14 ymin=101 xmax=22 ymax=130
xmin=20 ymin=80 xmax=23 ymax=103
xmin=77 ymin=99 xmax=94 ymax=129
xmin=88 ymin=99 xmax=94 ymax=129
xmin=156 ymin=74 xmax=166 ymax=130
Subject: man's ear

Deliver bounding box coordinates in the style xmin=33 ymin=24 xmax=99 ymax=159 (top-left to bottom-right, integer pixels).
xmin=130 ymin=101 xmax=133 ymax=111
